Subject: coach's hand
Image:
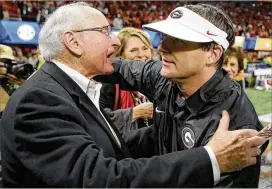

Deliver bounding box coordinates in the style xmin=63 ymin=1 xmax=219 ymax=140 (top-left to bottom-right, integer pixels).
xmin=206 ymin=110 xmax=266 ymax=173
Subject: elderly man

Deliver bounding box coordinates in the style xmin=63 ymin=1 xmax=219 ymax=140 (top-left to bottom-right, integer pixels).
xmin=96 ymin=3 xmax=268 ymax=188
xmin=0 ymin=2 xmax=265 ymax=188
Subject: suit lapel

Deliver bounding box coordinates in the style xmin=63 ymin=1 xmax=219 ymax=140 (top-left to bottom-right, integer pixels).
xmin=41 ymin=62 xmax=127 ymax=154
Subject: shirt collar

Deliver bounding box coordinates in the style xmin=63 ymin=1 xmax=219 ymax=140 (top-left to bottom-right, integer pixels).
xmin=177 ymin=68 xmax=227 ymax=114
xmin=51 ymin=59 xmax=96 ymax=93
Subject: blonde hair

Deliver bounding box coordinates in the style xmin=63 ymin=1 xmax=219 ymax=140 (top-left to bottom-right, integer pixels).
xmin=113 ymin=27 xmax=154 ymax=58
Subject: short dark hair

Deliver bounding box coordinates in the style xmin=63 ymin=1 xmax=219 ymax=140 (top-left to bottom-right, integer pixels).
xmin=185 ymin=4 xmax=235 ymax=68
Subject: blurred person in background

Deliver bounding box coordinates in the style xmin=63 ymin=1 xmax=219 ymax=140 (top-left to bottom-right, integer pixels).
xmin=0 ymin=44 xmax=25 ymax=114
xmin=14 ymin=48 xmax=27 ymax=63
xmin=223 ymin=47 xmax=245 ymax=88
xmin=27 ymin=51 xmax=38 ymax=69
xmin=100 ymin=27 xmax=154 ymax=133
xmin=113 ymin=13 xmax=123 ymax=29
xmin=36 ymin=7 xmax=48 ymax=25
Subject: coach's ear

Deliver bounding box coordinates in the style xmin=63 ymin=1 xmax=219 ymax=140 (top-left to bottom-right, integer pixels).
xmin=62 ymin=31 xmax=83 ymax=56
xmin=206 ymin=44 xmax=223 ymax=67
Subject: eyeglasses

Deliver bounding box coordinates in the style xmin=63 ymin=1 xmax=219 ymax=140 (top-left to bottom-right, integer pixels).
xmin=72 ymin=25 xmax=112 ymax=38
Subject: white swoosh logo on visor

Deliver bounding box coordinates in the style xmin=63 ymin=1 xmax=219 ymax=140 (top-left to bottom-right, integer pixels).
xmin=155 ymin=107 xmax=165 ymax=113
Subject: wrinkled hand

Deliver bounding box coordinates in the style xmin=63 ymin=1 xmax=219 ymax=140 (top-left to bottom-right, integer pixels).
xmin=132 ymin=102 xmax=153 ymax=121
xmin=6 ymin=73 xmax=24 ymax=84
xmin=206 ymin=110 xmax=266 ymax=173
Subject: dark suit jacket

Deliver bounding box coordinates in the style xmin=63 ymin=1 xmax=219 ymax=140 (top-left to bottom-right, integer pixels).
xmin=0 ymin=61 xmax=214 ymax=187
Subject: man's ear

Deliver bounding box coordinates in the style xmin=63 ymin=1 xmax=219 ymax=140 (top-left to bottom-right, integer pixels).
xmin=62 ymin=31 xmax=83 ymax=56
xmin=206 ymin=45 xmax=223 ymax=66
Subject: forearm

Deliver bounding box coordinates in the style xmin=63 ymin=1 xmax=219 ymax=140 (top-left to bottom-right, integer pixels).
xmin=122 ymin=125 xmax=158 ymax=158
xmin=16 ymin=120 xmax=214 ymax=187
xmin=104 ymin=108 xmax=133 ymax=134
xmin=95 ymin=59 xmax=164 ymax=101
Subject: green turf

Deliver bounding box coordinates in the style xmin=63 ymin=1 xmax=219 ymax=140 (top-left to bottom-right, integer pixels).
xmin=246 ymin=88 xmax=272 ymax=116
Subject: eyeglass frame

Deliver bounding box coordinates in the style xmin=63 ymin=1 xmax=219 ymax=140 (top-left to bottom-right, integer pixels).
xmin=72 ymin=25 xmax=112 ymax=38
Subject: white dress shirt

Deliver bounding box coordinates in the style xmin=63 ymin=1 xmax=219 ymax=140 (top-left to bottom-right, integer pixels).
xmin=52 ymin=60 xmax=220 ymax=183
xmin=52 ymin=59 xmax=121 ymax=147
xmin=204 ymin=146 xmax=220 ymax=183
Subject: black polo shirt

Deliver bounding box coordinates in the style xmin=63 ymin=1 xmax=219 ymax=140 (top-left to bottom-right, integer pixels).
xmin=96 ymin=59 xmax=268 ymax=187
xmin=153 ymin=68 xmax=264 ymax=187
xmin=154 ymin=68 xmax=263 ymax=153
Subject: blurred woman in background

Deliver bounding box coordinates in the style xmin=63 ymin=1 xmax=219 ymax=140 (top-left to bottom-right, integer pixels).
xmin=100 ymin=27 xmax=154 ymax=133
xmin=223 ymin=47 xmax=245 ymax=88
